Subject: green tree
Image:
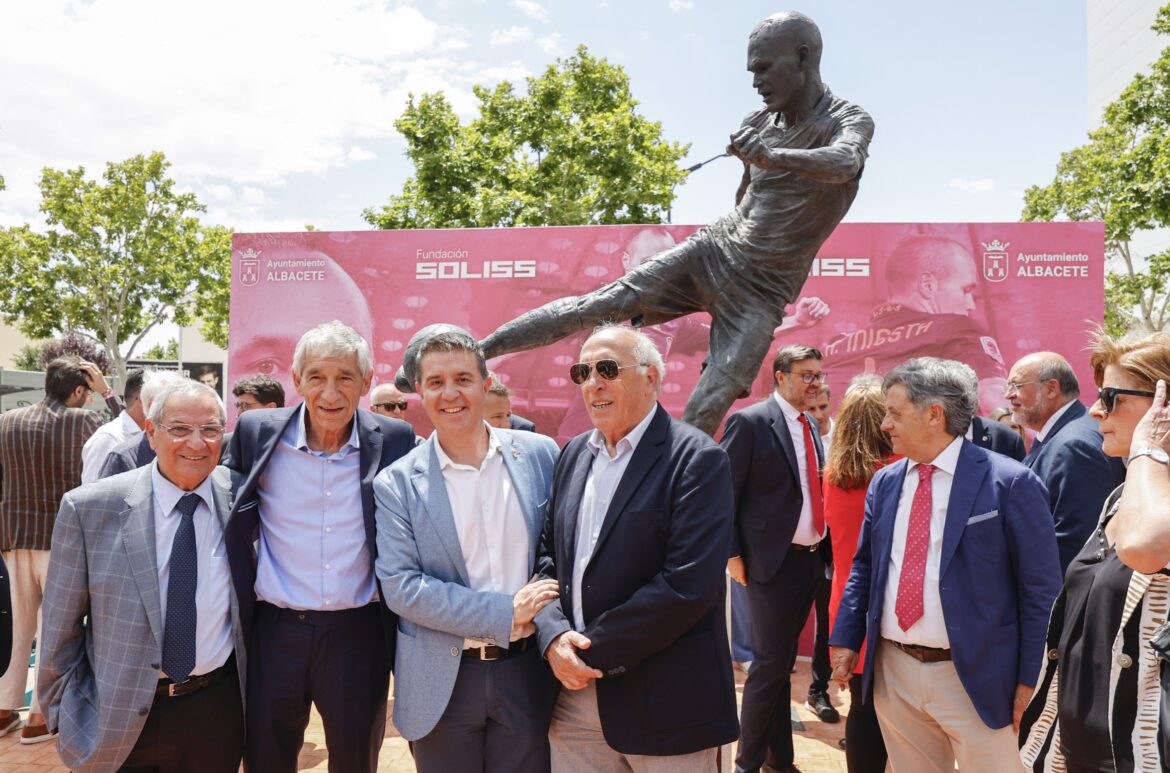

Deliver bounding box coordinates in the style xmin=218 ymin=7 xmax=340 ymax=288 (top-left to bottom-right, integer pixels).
xmin=11 ymin=344 xmax=41 ymax=371
xmin=364 ymin=46 xmax=690 ymax=229
xmin=1022 ymin=4 xmax=1170 ymax=335
xmin=140 ymin=338 xmax=180 ymax=360
xmin=0 ymin=152 xmax=230 ymax=379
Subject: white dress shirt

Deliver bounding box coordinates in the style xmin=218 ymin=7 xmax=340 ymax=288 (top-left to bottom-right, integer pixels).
xmin=151 ymin=463 xmax=234 ymax=677
xmin=1035 ymin=399 xmax=1076 ymax=442
xmin=773 ymin=392 xmax=825 ymax=547
xmin=572 ymin=405 xmax=657 ymax=631
xmin=434 ymin=426 xmax=530 ymax=648
xmin=880 ymin=435 xmax=964 ymax=649
xmin=81 ymin=411 xmax=142 ymax=484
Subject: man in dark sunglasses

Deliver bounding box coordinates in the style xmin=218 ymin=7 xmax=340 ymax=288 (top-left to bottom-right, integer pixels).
xmin=478 ymin=11 xmax=873 ymax=438
xmin=369 ymin=383 xmax=410 ymax=421
xmin=1006 ymin=352 xmax=1125 ymax=573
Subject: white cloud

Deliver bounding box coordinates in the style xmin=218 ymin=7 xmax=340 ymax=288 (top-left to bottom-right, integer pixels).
xmin=537 ymin=33 xmax=563 ymax=55
xmin=669 ymin=0 xmax=694 ymax=11
xmin=948 ymin=177 xmax=996 ymax=194
xmin=490 ymin=25 xmax=534 ymax=45
xmin=0 ymin=0 xmax=481 ymax=225
xmin=512 ymin=0 xmax=551 ymax=24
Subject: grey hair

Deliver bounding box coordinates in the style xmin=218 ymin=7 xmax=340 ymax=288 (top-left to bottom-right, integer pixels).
xmin=845 ymin=372 xmax=883 ymax=395
xmin=486 ymin=372 xmax=512 ymax=397
xmin=589 ymin=323 xmax=666 ymax=396
xmin=292 ymin=321 xmax=373 ymax=378
xmin=140 ymin=369 xmax=189 ymax=413
xmin=1035 ymin=356 xmax=1080 ymax=398
xmin=147 ymin=380 xmax=226 ymax=425
xmin=413 ymin=328 xmax=488 ymax=382
xmin=882 ymin=357 xmax=979 ymax=437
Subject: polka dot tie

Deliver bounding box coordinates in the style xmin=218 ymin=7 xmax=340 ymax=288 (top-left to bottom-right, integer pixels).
xmin=162 ymin=493 xmax=200 ymax=683
xmin=895 ymin=464 xmax=934 ymax=632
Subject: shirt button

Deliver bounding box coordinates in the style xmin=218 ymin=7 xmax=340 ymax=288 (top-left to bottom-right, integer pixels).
xmin=1118 ymin=653 xmax=1134 ymax=668
xmin=325 ymin=527 xmax=332 ymax=533
xmin=1047 ymin=648 xmax=1059 ymax=661
xmin=324 ymin=563 xmax=331 ymax=570
xmin=325 ymin=599 xmax=332 ymax=605
xmin=325 ymin=491 xmax=332 ymax=497
xmin=451 ymin=647 xmax=459 ymax=657
xmin=150 ymin=662 xmax=160 ymax=670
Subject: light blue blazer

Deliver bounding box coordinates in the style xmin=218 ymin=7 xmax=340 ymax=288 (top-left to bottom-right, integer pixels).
xmin=373 ymin=427 xmax=558 ymax=741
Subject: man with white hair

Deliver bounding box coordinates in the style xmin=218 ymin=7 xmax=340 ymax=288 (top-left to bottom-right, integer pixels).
xmin=534 ymin=325 xmax=739 ymax=771
xmin=98 ymin=370 xmax=189 ymax=478
xmin=224 ymin=321 xmax=416 ymax=772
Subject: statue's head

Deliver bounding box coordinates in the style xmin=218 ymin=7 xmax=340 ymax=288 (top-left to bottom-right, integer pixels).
xmin=747 ymin=12 xmax=823 ymax=114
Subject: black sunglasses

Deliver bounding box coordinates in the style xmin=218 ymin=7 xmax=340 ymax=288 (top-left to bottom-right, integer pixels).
xmin=373 ymin=401 xmax=408 ymax=412
xmin=1097 ymin=385 xmax=1156 ymax=414
xmin=568 ymin=359 xmax=642 ymax=385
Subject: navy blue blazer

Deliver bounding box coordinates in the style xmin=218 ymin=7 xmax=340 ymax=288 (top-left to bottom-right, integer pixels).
xmin=223 ymin=406 xmax=416 ymax=646
xmin=721 ymin=396 xmax=826 ymax=583
xmin=508 ymin=414 xmax=537 ymax=432
xmin=534 ymin=404 xmax=739 ymax=756
xmin=828 ymin=440 xmax=1062 ymax=729
xmin=970 ymin=415 xmax=1025 ymax=462
xmin=97 ymin=433 xmax=155 ymax=479
xmin=1025 ymin=400 xmax=1126 ymax=573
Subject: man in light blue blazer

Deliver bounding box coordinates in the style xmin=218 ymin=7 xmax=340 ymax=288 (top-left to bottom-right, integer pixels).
xmin=375 ymin=327 xmax=560 ymax=772
xmin=829 ymin=357 xmax=1061 ymax=772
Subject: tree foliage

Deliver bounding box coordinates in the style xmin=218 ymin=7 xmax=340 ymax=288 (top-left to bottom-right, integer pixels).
xmin=1022 ymin=4 xmax=1170 ymax=335
xmin=364 ymin=46 xmax=690 ymax=229
xmin=140 ymin=338 xmax=180 ymax=361
xmin=0 ymin=152 xmax=230 ymax=379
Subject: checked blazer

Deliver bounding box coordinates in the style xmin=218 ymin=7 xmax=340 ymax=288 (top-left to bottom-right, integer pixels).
xmin=37 ymin=465 xmax=247 ymax=773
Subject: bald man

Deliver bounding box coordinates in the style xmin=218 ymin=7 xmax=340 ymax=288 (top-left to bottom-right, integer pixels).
xmin=479 ymin=12 xmax=873 ymax=437
xmin=1006 ymin=352 xmax=1125 ymax=572
xmin=821 ymin=235 xmax=1008 ymax=415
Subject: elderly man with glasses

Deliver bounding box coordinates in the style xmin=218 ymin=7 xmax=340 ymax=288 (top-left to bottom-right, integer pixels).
xmin=1006 ymin=351 xmax=1125 ymax=573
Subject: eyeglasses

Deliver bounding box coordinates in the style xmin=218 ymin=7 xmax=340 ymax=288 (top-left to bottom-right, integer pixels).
xmin=373 ymin=401 xmax=409 ymax=412
xmin=568 ymin=360 xmax=643 ymax=385
xmin=778 ymin=370 xmax=827 ymax=385
xmin=1096 ymin=385 xmax=1157 ymax=415
xmin=1005 ymin=380 xmax=1038 ymax=394
xmin=234 ymin=401 xmax=260 ymax=412
xmin=158 ymin=423 xmax=225 ymax=441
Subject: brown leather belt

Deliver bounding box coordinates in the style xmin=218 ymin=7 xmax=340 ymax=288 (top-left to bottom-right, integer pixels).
xmin=463 ymin=636 xmax=534 ymax=661
xmin=157 ymin=654 xmax=235 ymax=698
xmin=885 ymin=639 xmax=952 ymax=663
xmin=790 ymin=540 xmax=822 ymax=553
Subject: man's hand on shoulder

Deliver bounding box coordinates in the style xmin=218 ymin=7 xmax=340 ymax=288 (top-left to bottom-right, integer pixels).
xmin=546 ymin=631 xmax=603 ymax=690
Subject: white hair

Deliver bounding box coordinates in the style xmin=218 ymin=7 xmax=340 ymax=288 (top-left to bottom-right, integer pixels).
xmin=292 ymin=320 xmax=373 ymax=378
xmin=139 ymin=369 xmax=189 ymax=413
xmin=147 ymin=380 xmax=226 ymax=425
xmin=589 ymin=323 xmax=667 ymax=396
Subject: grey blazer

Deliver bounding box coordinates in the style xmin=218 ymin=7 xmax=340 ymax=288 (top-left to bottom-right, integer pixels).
xmin=38 ymin=465 xmax=247 ymax=773
xmin=373 ymin=428 xmax=557 ymax=741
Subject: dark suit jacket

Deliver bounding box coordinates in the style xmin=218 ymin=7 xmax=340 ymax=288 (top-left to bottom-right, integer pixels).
xmin=970 ymin=415 xmax=1025 ymax=461
xmin=1026 ymin=401 xmax=1126 ymax=573
xmin=721 ymin=395 xmax=826 ymax=583
xmin=97 ymin=433 xmax=155 ymax=479
xmin=508 ymin=414 xmax=537 ymax=432
xmin=829 ymin=440 xmax=1062 ymax=729
xmin=534 ymin=404 xmax=739 ymax=755
xmin=223 ymin=406 xmax=416 ymax=649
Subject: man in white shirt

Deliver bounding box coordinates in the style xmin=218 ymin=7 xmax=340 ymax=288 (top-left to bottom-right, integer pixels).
xmin=374 ymin=327 xmax=561 ymax=772
xmin=80 ymin=369 xmax=145 ymax=483
xmin=830 ymin=357 xmax=1060 ymax=771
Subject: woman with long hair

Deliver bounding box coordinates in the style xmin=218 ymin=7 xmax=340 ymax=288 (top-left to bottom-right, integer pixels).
xmin=824 ymin=374 xmax=897 ymax=773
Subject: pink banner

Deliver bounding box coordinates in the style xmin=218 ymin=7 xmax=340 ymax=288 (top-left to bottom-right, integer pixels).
xmin=230 ymin=222 xmax=1105 ymax=438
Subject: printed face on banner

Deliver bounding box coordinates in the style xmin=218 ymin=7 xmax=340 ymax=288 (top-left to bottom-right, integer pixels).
xmin=230 ymin=222 xmax=1105 ymax=438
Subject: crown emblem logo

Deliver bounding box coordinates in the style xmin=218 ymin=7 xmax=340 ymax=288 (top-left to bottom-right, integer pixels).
xmin=981 ymin=240 xmax=1009 ymax=253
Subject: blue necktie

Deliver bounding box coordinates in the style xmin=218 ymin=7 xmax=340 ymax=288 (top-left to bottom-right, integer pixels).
xmin=1025 ymin=436 xmax=1044 ymax=464
xmin=162 ymin=493 xmax=200 ymax=683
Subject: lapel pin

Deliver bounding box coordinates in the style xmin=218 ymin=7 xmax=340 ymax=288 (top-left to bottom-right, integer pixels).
xmin=511 ymin=449 xmax=520 ymax=459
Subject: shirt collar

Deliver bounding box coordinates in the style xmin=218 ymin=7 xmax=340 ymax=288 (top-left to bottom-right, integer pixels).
xmin=908 ymin=435 xmax=964 ymax=478
xmin=1036 ymin=399 xmax=1076 ymax=442
xmin=587 ymin=403 xmax=658 ymax=460
xmin=120 ymin=411 xmax=144 ymax=436
xmin=773 ymin=391 xmax=806 ymax=422
xmin=434 ymin=423 xmax=500 ymax=471
xmin=292 ymin=404 xmax=361 ymax=456
xmin=150 ymin=461 xmax=215 ymax=518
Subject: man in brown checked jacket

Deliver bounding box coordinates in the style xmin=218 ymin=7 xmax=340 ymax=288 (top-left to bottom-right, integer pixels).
xmin=0 ymin=355 xmax=121 ymax=743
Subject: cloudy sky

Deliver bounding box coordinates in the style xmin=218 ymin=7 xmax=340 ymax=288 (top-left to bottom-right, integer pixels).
xmin=0 ymin=0 xmax=1092 ymax=234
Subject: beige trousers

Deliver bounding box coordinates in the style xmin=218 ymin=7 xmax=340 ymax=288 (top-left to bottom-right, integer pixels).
xmin=0 ymin=549 xmax=50 ymax=713
xmin=873 ymin=642 xmax=1024 ymax=772
xmin=549 ymin=682 xmax=719 ymax=773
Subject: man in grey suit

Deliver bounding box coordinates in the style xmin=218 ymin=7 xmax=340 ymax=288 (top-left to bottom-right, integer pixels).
xmin=375 ymin=327 xmax=560 ymax=772
xmin=38 ymin=380 xmax=246 ymax=772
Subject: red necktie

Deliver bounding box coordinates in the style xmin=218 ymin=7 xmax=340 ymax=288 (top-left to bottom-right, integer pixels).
xmin=895 ymin=463 xmax=934 ymax=632
xmin=798 ymin=414 xmax=825 ymax=535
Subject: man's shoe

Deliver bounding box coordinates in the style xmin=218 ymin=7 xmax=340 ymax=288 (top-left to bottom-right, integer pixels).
xmin=0 ymin=713 xmax=22 ymax=738
xmin=19 ymin=724 xmax=57 ymax=745
xmin=805 ymin=691 xmax=840 ymax=723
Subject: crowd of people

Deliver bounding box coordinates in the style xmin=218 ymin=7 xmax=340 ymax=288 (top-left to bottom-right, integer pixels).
xmin=1 ymin=316 xmax=1168 ymax=773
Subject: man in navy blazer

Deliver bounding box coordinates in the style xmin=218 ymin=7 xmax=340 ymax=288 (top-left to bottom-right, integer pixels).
xmin=374 ymin=328 xmax=559 ymax=772
xmin=223 ymin=321 xmax=415 ymax=773
xmin=534 ymin=325 xmax=739 ymax=772
xmin=829 ymin=357 xmax=1061 ymax=771
xmin=968 ymin=414 xmax=1025 ymax=461
xmin=1008 ymin=352 xmax=1126 ymax=572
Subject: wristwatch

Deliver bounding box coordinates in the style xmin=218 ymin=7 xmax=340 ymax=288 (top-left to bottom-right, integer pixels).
xmin=1129 ymin=447 xmax=1170 ymax=465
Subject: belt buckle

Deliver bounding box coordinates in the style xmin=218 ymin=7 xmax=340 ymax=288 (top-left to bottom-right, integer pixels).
xmin=477 ymin=647 xmax=490 ymax=661
xmin=167 ymin=681 xmax=183 ymax=697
